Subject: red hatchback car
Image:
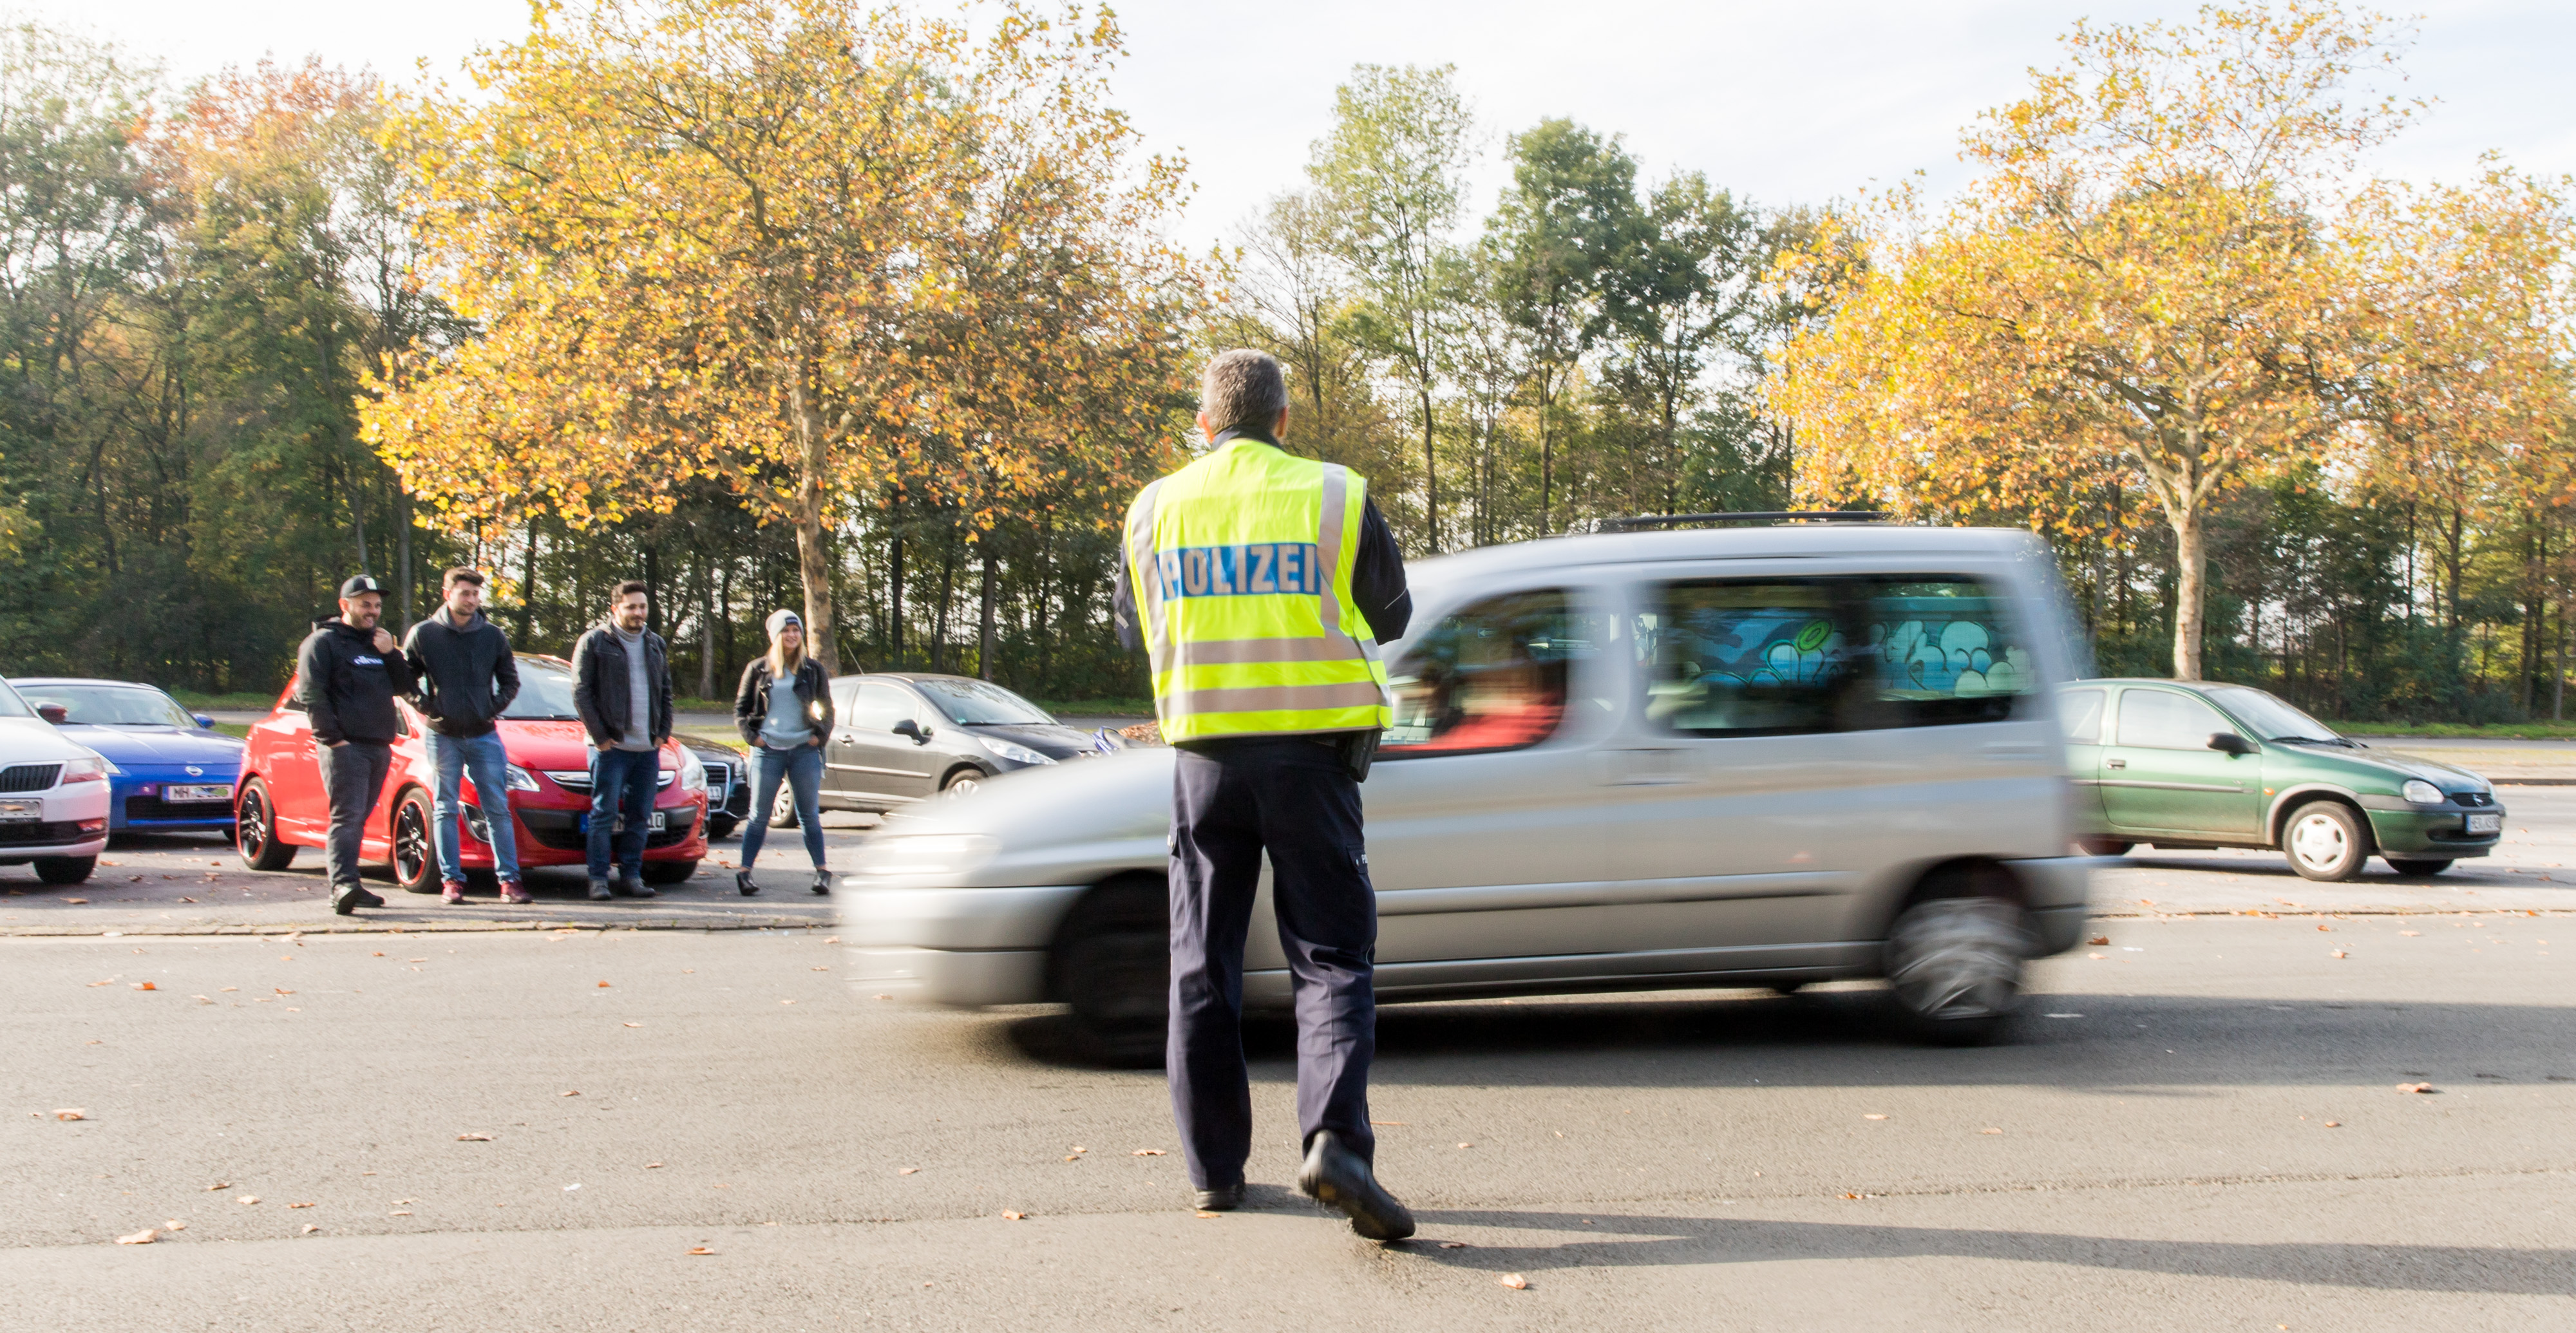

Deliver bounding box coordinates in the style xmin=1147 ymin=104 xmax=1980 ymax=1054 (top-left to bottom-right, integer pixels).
xmin=232 ymin=654 xmax=710 ymax=892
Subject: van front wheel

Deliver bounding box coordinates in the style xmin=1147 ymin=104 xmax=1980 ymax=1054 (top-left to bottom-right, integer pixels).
xmin=1886 ymin=896 xmax=2026 ymax=1046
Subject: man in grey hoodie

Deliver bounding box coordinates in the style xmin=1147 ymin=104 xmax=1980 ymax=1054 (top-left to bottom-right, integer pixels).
xmin=570 ymin=581 xmax=673 ymax=900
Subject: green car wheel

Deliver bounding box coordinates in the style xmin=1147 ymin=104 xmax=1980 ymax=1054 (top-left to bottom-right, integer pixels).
xmin=2284 ymin=800 xmax=2371 ymax=882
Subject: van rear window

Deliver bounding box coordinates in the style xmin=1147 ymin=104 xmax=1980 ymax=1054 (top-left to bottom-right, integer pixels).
xmin=1637 ymin=576 xmax=2033 ymax=736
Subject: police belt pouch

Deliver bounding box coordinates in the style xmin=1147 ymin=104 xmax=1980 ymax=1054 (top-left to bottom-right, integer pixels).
xmin=1338 ymin=728 xmax=1381 ymax=782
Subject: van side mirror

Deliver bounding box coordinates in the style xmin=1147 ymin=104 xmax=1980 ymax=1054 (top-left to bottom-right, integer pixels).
xmin=36 ymin=703 xmax=67 ymax=724
xmin=892 ymin=719 xmax=925 ymax=742
xmin=2208 ymin=732 xmax=2255 ymax=756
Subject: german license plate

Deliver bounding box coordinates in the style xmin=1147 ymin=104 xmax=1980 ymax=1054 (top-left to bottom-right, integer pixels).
xmin=166 ymin=784 xmax=230 ymax=803
xmin=576 ymin=810 xmax=668 ymax=833
xmin=2467 ymin=813 xmax=2501 ymax=835
xmin=0 ymin=799 xmax=37 ymax=822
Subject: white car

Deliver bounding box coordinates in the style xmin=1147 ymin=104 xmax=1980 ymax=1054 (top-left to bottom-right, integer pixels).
xmin=0 ymin=676 xmax=114 ymax=885
xmin=840 ymin=523 xmax=2093 ymax=1059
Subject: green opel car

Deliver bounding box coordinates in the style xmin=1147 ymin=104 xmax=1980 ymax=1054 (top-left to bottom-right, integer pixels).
xmin=2060 ymin=679 xmax=2505 ymax=881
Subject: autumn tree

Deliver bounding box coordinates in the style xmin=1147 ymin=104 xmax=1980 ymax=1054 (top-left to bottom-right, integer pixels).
xmin=1772 ymin=2 xmax=2417 ymax=678
xmin=366 ymin=0 xmax=1186 ymax=676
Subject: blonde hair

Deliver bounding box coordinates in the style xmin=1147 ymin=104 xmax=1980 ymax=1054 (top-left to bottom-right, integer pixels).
xmin=766 ymin=625 xmax=805 ymax=681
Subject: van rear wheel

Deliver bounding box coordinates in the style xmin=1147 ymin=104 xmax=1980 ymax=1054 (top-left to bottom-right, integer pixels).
xmin=1886 ymin=895 xmax=2027 ymax=1046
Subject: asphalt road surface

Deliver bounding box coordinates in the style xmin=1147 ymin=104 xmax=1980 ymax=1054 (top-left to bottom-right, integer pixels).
xmin=6 ymin=862 xmax=2572 ymax=1326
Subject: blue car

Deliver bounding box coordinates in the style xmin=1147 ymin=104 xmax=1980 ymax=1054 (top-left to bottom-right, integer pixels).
xmin=12 ymin=678 xmax=245 ymax=837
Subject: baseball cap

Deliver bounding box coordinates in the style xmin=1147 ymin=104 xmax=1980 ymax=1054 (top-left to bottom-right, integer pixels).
xmin=341 ymin=574 xmax=386 ymax=599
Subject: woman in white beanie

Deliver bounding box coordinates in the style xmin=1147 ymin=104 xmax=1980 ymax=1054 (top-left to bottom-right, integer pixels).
xmin=730 ymin=609 xmax=836 ymax=894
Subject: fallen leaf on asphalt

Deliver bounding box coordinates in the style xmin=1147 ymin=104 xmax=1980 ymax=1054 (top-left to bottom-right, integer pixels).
xmin=2400 ymin=930 xmax=2421 ymax=936
xmin=395 ymin=1199 xmax=413 ymax=1205
xmin=54 ymin=1109 xmax=85 ymax=1120
xmin=457 ymin=1133 xmax=493 ymax=1141
xmin=1131 ymin=1149 xmax=1165 ymax=1157
xmin=779 ymin=999 xmax=796 ymax=1005
xmin=238 ymin=1196 xmax=260 ymax=1205
xmin=812 ymin=966 xmax=829 ymax=971
xmin=131 ymin=981 xmax=156 ymax=991
xmin=86 ymin=980 xmax=109 ymax=987
xmin=562 ymin=1090 xmax=580 ymax=1097
xmin=1439 ymin=1242 xmax=1468 ymax=1249
xmin=898 ymin=1168 xmax=918 ymax=1175
xmin=1063 ymin=1154 xmax=1079 ymax=1162
xmin=273 ymin=988 xmax=294 ymax=995
xmin=390 ymin=1210 xmax=411 ymax=1216
xmin=2087 ymin=935 xmax=2110 ymax=947
xmin=288 ymin=1202 xmax=315 ymax=1209
xmin=688 ymin=1247 xmax=715 ymax=1256
xmin=1863 ymin=1114 xmax=1888 ymax=1120
xmin=564 ymin=1184 xmax=582 ymax=1192
xmin=2396 ymin=1082 xmax=2439 ymax=1094
xmin=372 ymin=952 xmax=384 ymax=957
xmin=2087 ymin=952 xmax=2108 ymax=960
xmin=1072 ymin=1146 xmax=1086 ymax=1153
xmin=163 ymin=1220 xmax=184 ymax=1231
xmin=1499 ymin=1274 xmax=1529 ymax=1290
xmin=64 ymin=898 xmax=87 ymax=904
xmin=1980 ymin=1128 xmax=2003 ymax=1135
xmin=193 ymin=995 xmax=213 ymax=1004
xmin=622 ymin=1022 xmax=642 ymax=1028
xmin=178 ymin=897 xmax=195 ymax=903
xmin=2331 ymin=950 xmax=2348 ymax=959
xmin=300 ymin=1224 xmax=318 ymax=1234
xmin=596 ymin=981 xmax=611 ymax=988
xmin=207 ymin=1182 xmax=229 ymax=1191
xmin=1001 ymin=1211 xmax=1027 ymax=1220
xmin=1457 ymin=1142 xmax=1472 ymax=1149
xmin=115 ymin=1228 xmax=156 ymax=1245
xmin=2324 ymin=1121 xmax=2341 ymax=1127
xmin=823 ymin=936 xmax=840 ymax=943
xmin=1194 ymin=1210 xmax=1221 ymax=1219
xmin=645 ymin=1162 xmax=664 ymax=1169
xmin=219 ymin=986 xmax=236 ymax=992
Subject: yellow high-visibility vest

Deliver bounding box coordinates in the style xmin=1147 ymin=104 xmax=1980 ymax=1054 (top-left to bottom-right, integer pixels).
xmin=1124 ymin=436 xmax=1394 ymax=743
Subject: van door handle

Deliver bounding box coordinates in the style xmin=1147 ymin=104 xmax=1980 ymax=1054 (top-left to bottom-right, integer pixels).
xmin=2106 ymin=758 xmax=2127 ymax=770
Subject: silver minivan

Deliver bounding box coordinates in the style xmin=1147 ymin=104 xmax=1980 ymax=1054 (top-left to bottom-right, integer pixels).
xmin=840 ymin=524 xmax=2092 ymax=1060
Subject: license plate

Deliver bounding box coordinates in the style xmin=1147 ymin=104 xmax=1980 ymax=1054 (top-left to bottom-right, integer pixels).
xmin=166 ymin=784 xmax=230 ymax=803
xmin=575 ymin=810 xmax=668 ymax=833
xmin=2467 ymin=813 xmax=2501 ymax=835
xmin=0 ymin=799 xmax=37 ymax=822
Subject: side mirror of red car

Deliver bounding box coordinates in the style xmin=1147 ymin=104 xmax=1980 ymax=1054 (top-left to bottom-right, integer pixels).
xmin=36 ymin=703 xmax=68 ymax=724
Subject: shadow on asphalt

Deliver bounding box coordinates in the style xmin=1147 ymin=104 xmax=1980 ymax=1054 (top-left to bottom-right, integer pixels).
xmin=1000 ymin=988 xmax=2576 ymax=1087
xmin=1389 ymin=1210 xmax=2576 ymax=1294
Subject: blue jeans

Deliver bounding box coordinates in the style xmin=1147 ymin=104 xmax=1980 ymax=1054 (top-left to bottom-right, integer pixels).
xmin=425 ymin=729 xmax=520 ymax=885
xmin=739 ymin=742 xmax=826 ymax=870
xmin=586 ymin=746 xmax=661 ymax=880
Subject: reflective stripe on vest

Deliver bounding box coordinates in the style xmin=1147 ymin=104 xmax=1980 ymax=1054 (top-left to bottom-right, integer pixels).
xmin=1124 ymin=439 xmax=1393 ymax=743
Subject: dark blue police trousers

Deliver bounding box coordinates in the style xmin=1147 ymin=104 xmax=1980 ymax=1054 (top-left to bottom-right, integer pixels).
xmin=1167 ymin=736 xmax=1378 ymax=1191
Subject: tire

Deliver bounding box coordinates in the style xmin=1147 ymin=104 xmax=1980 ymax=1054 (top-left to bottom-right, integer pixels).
xmin=2385 ymin=857 xmax=2454 ymax=877
xmin=390 ymin=788 xmax=439 ymax=894
xmin=642 ymin=858 xmax=697 ymax=885
xmin=2078 ymin=837 xmax=2133 ymax=856
xmin=706 ymin=813 xmax=739 ymax=842
xmin=1051 ymin=876 xmax=1170 ymax=1068
xmin=236 ymin=779 xmax=296 ymax=871
xmin=2282 ymin=800 xmax=2371 ymax=882
xmin=1885 ymin=894 xmax=2028 ymax=1046
xmin=33 ymin=856 xmax=95 ymax=886
xmin=940 ymin=768 xmax=985 ymax=799
xmin=768 ymin=782 xmax=799 ymax=829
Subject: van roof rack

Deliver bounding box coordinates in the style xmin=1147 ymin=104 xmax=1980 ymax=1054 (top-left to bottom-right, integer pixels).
xmin=1598 ymin=511 xmax=1890 ymax=531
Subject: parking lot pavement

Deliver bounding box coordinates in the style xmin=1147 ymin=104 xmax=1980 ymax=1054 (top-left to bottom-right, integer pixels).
xmin=5 ymin=913 xmax=2568 ymax=1328
xmin=0 ymin=815 xmax=880 ymax=936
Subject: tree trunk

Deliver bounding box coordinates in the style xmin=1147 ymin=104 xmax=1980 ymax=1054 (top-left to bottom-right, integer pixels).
xmin=395 ymin=489 xmax=414 ymax=632
xmin=889 ymin=527 xmax=905 ymax=668
xmin=516 ymin=520 xmax=539 ymax=644
xmin=978 ymin=540 xmax=998 ymax=682
xmin=1417 ymin=384 xmax=1440 ymax=551
xmin=2171 ymin=505 xmax=2206 ymax=681
xmin=931 ymin=537 xmax=955 ymax=674
xmin=698 ymin=562 xmax=717 ymax=699
xmin=788 ymin=368 xmax=842 ymax=677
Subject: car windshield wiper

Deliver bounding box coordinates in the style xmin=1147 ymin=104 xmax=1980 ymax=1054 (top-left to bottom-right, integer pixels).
xmin=2270 ymin=734 xmax=2354 ymax=748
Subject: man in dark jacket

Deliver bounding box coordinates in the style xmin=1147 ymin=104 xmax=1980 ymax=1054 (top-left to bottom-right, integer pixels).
xmin=571 ymin=580 xmax=673 ymax=900
xmin=402 ymin=567 xmax=526 ymax=905
xmin=296 ymin=574 xmax=418 ymax=915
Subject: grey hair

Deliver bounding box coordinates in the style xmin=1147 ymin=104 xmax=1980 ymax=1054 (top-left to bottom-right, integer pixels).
xmin=1200 ymin=349 xmax=1288 ymax=439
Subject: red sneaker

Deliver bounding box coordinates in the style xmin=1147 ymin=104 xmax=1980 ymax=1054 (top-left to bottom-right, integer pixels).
xmin=500 ymin=882 xmax=532 ymax=905
xmin=440 ymin=881 xmax=467 ymax=904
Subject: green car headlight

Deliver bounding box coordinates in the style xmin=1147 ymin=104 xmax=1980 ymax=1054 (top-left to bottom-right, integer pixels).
xmin=2400 ymin=780 xmax=2444 ymax=806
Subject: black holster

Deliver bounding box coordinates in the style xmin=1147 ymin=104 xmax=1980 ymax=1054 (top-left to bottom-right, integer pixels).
xmin=1336 ymin=728 xmax=1381 ymax=783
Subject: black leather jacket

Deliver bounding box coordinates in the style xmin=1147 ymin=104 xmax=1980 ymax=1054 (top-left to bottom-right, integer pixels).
xmin=571 ymin=621 xmax=672 ymax=749
xmin=734 ymin=657 xmax=835 ymax=746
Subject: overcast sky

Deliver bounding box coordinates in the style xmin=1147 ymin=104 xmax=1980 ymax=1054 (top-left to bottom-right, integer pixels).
xmin=33 ymin=1 xmax=2576 ymax=248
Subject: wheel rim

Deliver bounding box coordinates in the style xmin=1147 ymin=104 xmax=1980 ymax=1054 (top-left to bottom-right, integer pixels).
xmin=1888 ymin=898 xmax=2024 ymax=1022
xmin=944 ymin=775 xmax=980 ymax=798
xmin=394 ymin=800 xmax=431 ymax=885
xmin=773 ymin=785 xmax=796 ymax=822
xmin=239 ymin=790 xmax=268 ymax=861
xmin=2289 ymin=813 xmax=2347 ymax=872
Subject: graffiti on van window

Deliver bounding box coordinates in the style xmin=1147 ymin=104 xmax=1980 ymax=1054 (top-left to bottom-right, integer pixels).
xmin=1869 ymin=616 xmax=2029 ymax=697
xmin=1671 ymin=610 xmax=1850 ymax=688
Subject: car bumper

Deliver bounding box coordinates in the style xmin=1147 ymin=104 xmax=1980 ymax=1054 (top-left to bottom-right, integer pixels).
xmin=108 ymin=779 xmax=242 ymax=833
xmin=2365 ymin=808 xmax=2503 ymax=858
xmin=1 ymin=783 xmax=111 ymax=862
xmin=2007 ymin=855 xmax=2093 ymax=957
xmin=839 ymin=882 xmax=1089 ymax=1006
xmin=440 ymin=800 xmax=710 ymax=868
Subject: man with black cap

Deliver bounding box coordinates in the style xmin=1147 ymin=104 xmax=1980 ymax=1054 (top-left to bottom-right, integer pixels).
xmin=296 ymin=575 xmax=417 ymax=915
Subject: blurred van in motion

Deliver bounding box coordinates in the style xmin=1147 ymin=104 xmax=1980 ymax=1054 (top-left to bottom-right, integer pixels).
xmin=841 ymin=520 xmax=2094 ymax=1059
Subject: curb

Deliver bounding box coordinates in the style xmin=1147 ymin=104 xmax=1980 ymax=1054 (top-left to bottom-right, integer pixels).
xmin=5 ymin=916 xmax=833 ymax=938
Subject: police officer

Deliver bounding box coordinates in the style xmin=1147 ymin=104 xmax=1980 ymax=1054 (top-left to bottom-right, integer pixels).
xmin=296 ymin=574 xmax=417 ymax=916
xmin=1114 ymin=350 xmax=1416 ymax=1241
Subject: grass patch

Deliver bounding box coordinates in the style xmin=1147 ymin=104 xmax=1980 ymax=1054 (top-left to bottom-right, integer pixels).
xmin=168 ymin=690 xmax=286 ymax=711
xmin=2331 ymin=719 xmax=2576 ymax=741
xmin=1032 ymin=699 xmax=1154 ymax=718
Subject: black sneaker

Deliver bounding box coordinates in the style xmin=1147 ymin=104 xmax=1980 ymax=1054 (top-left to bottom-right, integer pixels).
xmin=348 ymin=887 xmax=385 ymax=910
xmin=1193 ymin=1182 xmax=1245 ymax=1213
xmin=735 ymin=869 xmax=759 ymax=897
xmin=332 ymin=892 xmax=361 ymax=916
xmin=810 ymin=869 xmax=831 ymax=896
xmin=1298 ymin=1131 xmax=1414 ymax=1241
